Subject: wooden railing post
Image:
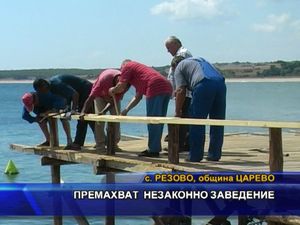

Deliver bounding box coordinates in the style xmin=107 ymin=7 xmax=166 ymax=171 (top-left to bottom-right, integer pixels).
xmin=238 ymin=216 xmax=249 ymax=225
xmin=51 ymin=164 xmax=62 ymax=225
xmin=49 ymin=118 xmax=59 ymax=148
xmin=268 ymin=128 xmax=284 ymax=225
xmin=43 ymin=157 xmax=90 ymax=225
xmin=269 ymin=128 xmax=283 ymax=172
xmin=106 ymin=172 xmax=115 ymax=225
xmin=168 ymin=124 xmax=179 ymax=164
xmin=107 ymin=122 xmax=116 ymax=155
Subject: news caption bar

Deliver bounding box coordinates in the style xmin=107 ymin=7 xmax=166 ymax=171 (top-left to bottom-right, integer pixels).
xmin=1 ymin=172 xmax=300 ymax=216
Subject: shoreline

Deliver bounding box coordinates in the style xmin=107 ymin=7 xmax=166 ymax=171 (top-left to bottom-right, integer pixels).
xmin=1 ymin=77 xmax=300 ymax=84
xmin=225 ymin=77 xmax=300 ymax=83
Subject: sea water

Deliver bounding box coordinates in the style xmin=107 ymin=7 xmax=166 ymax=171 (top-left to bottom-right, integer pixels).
xmin=0 ymin=82 xmax=300 ymax=224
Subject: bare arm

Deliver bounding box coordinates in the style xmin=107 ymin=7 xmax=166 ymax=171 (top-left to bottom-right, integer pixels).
xmin=81 ymin=95 xmax=95 ymax=114
xmin=121 ymin=93 xmax=143 ymax=116
xmin=109 ymin=82 xmax=128 ymax=95
xmin=175 ymin=86 xmax=186 ymax=117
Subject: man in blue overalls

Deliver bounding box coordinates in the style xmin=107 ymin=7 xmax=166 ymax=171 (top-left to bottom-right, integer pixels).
xmin=172 ymin=56 xmax=226 ymax=162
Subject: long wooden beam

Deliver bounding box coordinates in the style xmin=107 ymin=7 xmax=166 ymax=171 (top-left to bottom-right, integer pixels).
xmin=51 ymin=161 xmax=62 ymax=225
xmin=52 ymin=114 xmax=300 ymax=129
xmin=10 ymin=144 xmax=218 ymax=172
xmin=10 ymin=144 xmax=174 ymax=172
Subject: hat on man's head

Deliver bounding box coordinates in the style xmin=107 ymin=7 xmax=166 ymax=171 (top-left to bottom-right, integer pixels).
xmin=22 ymin=92 xmax=34 ymax=112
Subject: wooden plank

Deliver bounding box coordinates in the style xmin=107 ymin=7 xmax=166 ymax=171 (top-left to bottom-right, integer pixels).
xmin=266 ymin=216 xmax=300 ymax=225
xmin=10 ymin=144 xmax=173 ymax=172
xmin=269 ymin=128 xmax=283 ymax=172
xmin=9 ymin=129 xmax=300 ymax=173
xmin=168 ymin=124 xmax=179 ymax=164
xmin=107 ymin=122 xmax=115 ymax=155
xmin=7 ymin=144 xmax=261 ymax=172
xmin=46 ymin=157 xmax=90 ymax=225
xmin=41 ymin=156 xmax=77 ymax=166
xmin=238 ymin=216 xmax=249 ymax=225
xmin=105 ymin=172 xmax=115 ymax=225
xmin=50 ymin=114 xmax=300 ymax=129
xmin=10 ymin=144 xmax=36 ymax=152
xmin=92 ymin=160 xmax=122 ymax=174
xmin=93 ymin=159 xmax=106 ymax=174
xmin=104 ymin=158 xmax=173 ymax=172
xmin=51 ymin=164 xmax=62 ymax=225
xmin=267 ymin=134 xmax=285 ymax=225
xmin=49 ymin=118 xmax=59 ymax=148
xmin=9 ymin=144 xmax=236 ymax=172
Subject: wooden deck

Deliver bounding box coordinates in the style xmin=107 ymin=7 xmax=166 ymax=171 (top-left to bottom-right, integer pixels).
xmin=10 ymin=132 xmax=300 ymax=173
xmin=9 ymin=114 xmax=300 ymax=225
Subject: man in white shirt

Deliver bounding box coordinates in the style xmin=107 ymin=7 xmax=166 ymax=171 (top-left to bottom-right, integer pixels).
xmin=165 ymin=36 xmax=192 ymax=152
xmin=165 ymin=36 xmax=192 ymax=91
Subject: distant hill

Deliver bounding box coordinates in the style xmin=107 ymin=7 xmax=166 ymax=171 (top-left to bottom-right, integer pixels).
xmin=215 ymin=60 xmax=300 ymax=78
xmin=1 ymin=60 xmax=300 ymax=80
xmin=0 ymin=68 xmax=103 ymax=80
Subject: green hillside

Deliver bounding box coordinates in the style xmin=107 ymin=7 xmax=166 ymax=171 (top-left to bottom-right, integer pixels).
xmin=1 ymin=60 xmax=300 ymax=80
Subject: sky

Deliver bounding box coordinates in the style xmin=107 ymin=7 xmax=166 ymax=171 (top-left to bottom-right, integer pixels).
xmin=1 ymin=0 xmax=300 ymax=70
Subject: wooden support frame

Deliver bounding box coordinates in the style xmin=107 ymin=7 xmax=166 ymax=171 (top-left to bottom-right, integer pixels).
xmin=105 ymin=172 xmax=115 ymax=225
xmin=42 ymin=157 xmax=90 ymax=225
xmin=268 ymin=128 xmax=284 ymax=224
xmin=18 ymin=114 xmax=300 ymax=225
xmin=93 ymin=159 xmax=107 ymax=175
xmin=269 ymin=128 xmax=283 ymax=172
xmin=48 ymin=118 xmax=63 ymax=225
xmin=107 ymin=122 xmax=116 ymax=155
xmin=93 ymin=160 xmax=122 ymax=175
xmin=238 ymin=216 xmax=249 ymax=225
xmin=168 ymin=124 xmax=179 ymax=164
xmin=51 ymin=163 xmax=63 ymax=225
xmin=41 ymin=157 xmax=77 ymax=166
xmin=49 ymin=117 xmax=59 ymax=148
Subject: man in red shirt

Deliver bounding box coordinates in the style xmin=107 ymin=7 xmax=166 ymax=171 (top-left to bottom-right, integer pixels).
xmin=80 ymin=69 xmax=125 ymax=151
xmin=109 ymin=60 xmax=172 ymax=157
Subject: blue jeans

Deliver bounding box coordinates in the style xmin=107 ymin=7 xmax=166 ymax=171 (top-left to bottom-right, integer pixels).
xmin=189 ymin=78 xmax=226 ymax=161
xmin=146 ymin=94 xmax=170 ymax=152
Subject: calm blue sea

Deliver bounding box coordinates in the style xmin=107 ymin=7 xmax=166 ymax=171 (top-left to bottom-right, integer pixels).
xmin=0 ymin=82 xmax=300 ymax=224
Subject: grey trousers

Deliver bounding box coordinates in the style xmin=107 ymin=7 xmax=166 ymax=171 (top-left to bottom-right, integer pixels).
xmin=94 ymin=97 xmax=121 ymax=149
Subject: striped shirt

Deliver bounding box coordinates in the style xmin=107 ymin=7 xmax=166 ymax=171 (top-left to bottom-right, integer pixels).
xmin=120 ymin=61 xmax=172 ymax=98
xmin=90 ymin=69 xmax=122 ymax=100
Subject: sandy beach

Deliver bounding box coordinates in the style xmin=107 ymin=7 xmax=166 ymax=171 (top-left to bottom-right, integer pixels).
xmin=0 ymin=79 xmax=33 ymax=84
xmin=1 ymin=77 xmax=300 ymax=84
